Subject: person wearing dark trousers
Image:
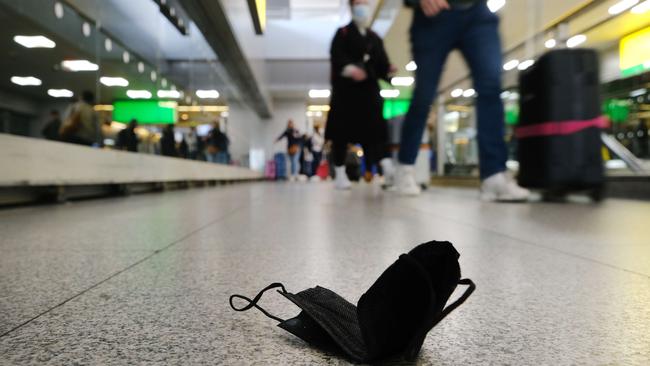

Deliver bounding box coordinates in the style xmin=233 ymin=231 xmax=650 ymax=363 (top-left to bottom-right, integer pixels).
xmin=397 ymin=0 xmax=529 ymax=201
xmin=116 ymin=119 xmax=139 ymax=152
xmin=42 ymin=110 xmax=61 ymax=141
xmin=206 ymin=121 xmax=230 ymax=164
xmin=325 ymin=0 xmax=396 ymax=190
xmin=161 ymin=124 xmax=177 ymax=157
xmin=276 ymin=120 xmax=303 ymax=181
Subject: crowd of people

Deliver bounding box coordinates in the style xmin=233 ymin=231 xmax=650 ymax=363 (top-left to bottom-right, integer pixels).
xmin=276 ymin=119 xmax=325 ymax=181
xmin=40 ymin=91 xmax=231 ymax=165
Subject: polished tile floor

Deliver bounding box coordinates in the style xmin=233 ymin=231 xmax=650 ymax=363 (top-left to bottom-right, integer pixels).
xmin=1 ymin=182 xmax=649 ymax=365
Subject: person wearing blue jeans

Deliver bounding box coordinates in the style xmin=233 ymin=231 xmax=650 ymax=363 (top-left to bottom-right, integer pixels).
xmin=397 ymin=0 xmax=529 ymax=201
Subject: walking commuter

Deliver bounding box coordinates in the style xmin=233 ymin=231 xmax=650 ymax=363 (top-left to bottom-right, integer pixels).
xmin=276 ymin=119 xmax=303 ymax=181
xmin=186 ymin=126 xmax=201 ymax=160
xmin=116 ymin=119 xmax=139 ymax=152
xmin=325 ymin=0 xmax=396 ymax=190
xmin=41 ymin=110 xmax=61 ymax=141
xmin=206 ymin=121 xmax=230 ymax=164
xmin=397 ymin=0 xmax=529 ymax=201
xmin=311 ymin=128 xmax=325 ymax=176
xmin=161 ymin=125 xmax=177 ymax=157
xmin=59 ymin=91 xmax=101 ymax=147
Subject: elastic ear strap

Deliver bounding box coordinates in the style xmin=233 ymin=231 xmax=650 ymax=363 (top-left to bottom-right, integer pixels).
xmin=431 ymin=278 xmax=476 ymax=327
xmin=229 ymin=283 xmax=288 ymax=323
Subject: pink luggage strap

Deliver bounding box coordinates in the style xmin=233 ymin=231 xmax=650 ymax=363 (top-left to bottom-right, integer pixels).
xmin=515 ymin=116 xmax=609 ymax=139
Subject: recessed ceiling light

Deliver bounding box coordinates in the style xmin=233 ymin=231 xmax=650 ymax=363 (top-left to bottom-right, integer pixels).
xmin=127 ymin=90 xmax=152 ymax=99
xmin=138 ymin=62 xmax=145 ymax=73
xmin=151 ymin=71 xmax=157 ymax=81
xmin=503 ymin=59 xmax=520 ymax=71
xmin=405 ymin=61 xmax=417 ymax=71
xmin=462 ymin=89 xmax=476 ymax=98
xmin=487 ymin=0 xmax=506 ymax=13
xmin=105 ymin=38 xmax=112 ymax=52
xmin=566 ymin=34 xmax=587 ymax=48
xmin=48 ymin=89 xmax=74 ymax=98
xmin=308 ymin=89 xmax=331 ymax=98
xmin=631 ymin=0 xmax=650 ymax=13
xmin=196 ymin=90 xmax=220 ymax=99
xmin=11 ymin=76 xmax=42 ymax=86
xmin=82 ymin=22 xmax=91 ymax=37
xmin=100 ymin=77 xmax=129 ymax=87
xmin=161 ymin=78 xmax=168 ymax=88
xmin=451 ymin=88 xmax=464 ymax=98
xmin=545 ymin=39 xmax=557 ymax=49
xmin=608 ymin=0 xmax=640 ymax=15
xmin=54 ymin=2 xmax=64 ymax=19
xmin=518 ymin=59 xmax=535 ymax=70
xmin=122 ymin=51 xmax=130 ymax=64
xmin=61 ymin=60 xmax=99 ymax=72
xmin=380 ymin=89 xmax=400 ymax=99
xmin=391 ymin=77 xmax=414 ymax=87
xmin=157 ymin=90 xmax=181 ymax=99
xmin=14 ymin=35 xmax=56 ymax=49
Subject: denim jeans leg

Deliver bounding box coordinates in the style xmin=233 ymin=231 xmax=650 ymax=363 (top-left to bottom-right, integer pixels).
xmin=458 ymin=5 xmax=507 ymax=179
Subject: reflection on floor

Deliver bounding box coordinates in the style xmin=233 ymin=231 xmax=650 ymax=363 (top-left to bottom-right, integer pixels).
xmin=1 ymin=182 xmax=649 ymax=365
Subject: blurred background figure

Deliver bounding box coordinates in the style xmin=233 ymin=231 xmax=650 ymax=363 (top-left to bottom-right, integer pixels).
xmin=206 ymin=121 xmax=230 ymax=164
xmin=116 ymin=119 xmax=139 ymax=153
xmin=310 ymin=128 xmax=325 ymax=178
xmin=59 ymin=90 xmax=101 ymax=147
xmin=161 ymin=124 xmax=177 ymax=157
xmin=179 ymin=136 xmax=189 ymax=159
xmin=186 ymin=126 xmax=201 ymax=160
xmin=276 ymin=119 xmax=302 ymax=180
xmin=41 ymin=110 xmax=61 ymax=141
xmin=326 ymin=0 xmax=396 ymax=190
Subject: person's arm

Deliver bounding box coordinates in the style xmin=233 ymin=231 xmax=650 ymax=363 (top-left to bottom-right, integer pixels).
xmin=276 ymin=130 xmax=288 ymax=142
xmin=374 ymin=35 xmax=393 ymax=82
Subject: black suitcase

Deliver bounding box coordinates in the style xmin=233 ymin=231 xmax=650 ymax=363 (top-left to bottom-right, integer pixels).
xmin=516 ymin=48 xmax=606 ymax=201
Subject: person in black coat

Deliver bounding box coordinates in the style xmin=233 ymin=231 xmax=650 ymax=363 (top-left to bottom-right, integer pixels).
xmin=160 ymin=125 xmax=177 ymax=157
xmin=325 ymin=0 xmax=396 ymax=190
xmin=116 ymin=119 xmax=139 ymax=152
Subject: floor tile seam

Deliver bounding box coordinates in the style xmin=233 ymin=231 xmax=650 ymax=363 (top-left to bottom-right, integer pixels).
xmin=0 ymin=205 xmax=249 ymax=340
xmin=396 ymin=202 xmax=650 ymax=280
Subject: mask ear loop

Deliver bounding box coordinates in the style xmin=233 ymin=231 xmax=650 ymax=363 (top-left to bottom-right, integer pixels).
xmin=430 ymin=278 xmax=476 ymax=328
xmin=229 ymin=283 xmax=288 ymax=323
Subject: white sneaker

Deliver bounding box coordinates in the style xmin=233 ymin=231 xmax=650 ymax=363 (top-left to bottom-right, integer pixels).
xmin=480 ymin=172 xmax=530 ymax=202
xmin=380 ymin=158 xmax=396 ymax=187
xmin=334 ymin=166 xmax=352 ymax=190
xmin=396 ymin=164 xmax=421 ymax=196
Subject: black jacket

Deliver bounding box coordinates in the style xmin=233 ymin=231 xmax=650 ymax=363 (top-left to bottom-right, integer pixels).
xmin=325 ymin=22 xmax=390 ymax=144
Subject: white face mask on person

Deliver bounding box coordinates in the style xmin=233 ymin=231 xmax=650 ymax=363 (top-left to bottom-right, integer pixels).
xmin=352 ymin=4 xmax=371 ymax=26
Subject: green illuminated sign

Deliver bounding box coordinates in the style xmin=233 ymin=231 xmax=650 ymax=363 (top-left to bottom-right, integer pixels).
xmin=113 ymin=100 xmax=177 ymax=124
xmin=383 ymin=99 xmax=411 ymax=120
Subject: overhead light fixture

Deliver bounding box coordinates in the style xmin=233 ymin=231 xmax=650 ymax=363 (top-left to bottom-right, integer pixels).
xmin=566 ymin=34 xmax=587 ymax=48
xmin=178 ymin=105 xmax=229 ymax=112
xmin=391 ymin=76 xmax=414 ymax=87
xmin=150 ymin=71 xmax=157 ymax=81
xmin=503 ymin=59 xmax=520 ymax=71
xmin=608 ymin=0 xmax=640 ymax=14
xmin=487 ymin=0 xmax=506 ymax=12
xmin=61 ymin=59 xmax=99 ymax=72
xmin=451 ymin=88 xmax=464 ymax=98
xmin=500 ymin=91 xmax=511 ymax=99
xmin=629 ymin=88 xmax=647 ymax=97
xmin=82 ymin=22 xmax=91 ymax=37
xmin=47 ymin=89 xmax=74 ymax=98
xmin=309 ymin=89 xmax=331 ymax=98
xmin=380 ymin=89 xmax=400 ymax=98
xmin=405 ymin=61 xmax=417 ymax=71
xmin=631 ymin=0 xmax=650 ymax=13
xmin=518 ymin=59 xmax=535 ymax=70
xmin=196 ymin=89 xmax=220 ymax=99
xmin=54 ymin=2 xmax=64 ymax=19
xmin=247 ymin=0 xmax=267 ymax=35
xmin=13 ymin=35 xmax=56 ymax=49
xmin=138 ymin=62 xmax=145 ymax=73
xmin=11 ymin=76 xmax=42 ymax=86
xmin=94 ymin=105 xmax=114 ymax=111
xmin=462 ymin=89 xmax=476 ymax=98
xmin=545 ymin=39 xmax=557 ymax=49
xmin=126 ymin=90 xmax=152 ymax=99
xmin=157 ymin=90 xmax=181 ymax=99
xmin=104 ymin=38 xmax=112 ymax=52
xmin=308 ymin=105 xmax=331 ymax=112
xmin=100 ymin=76 xmax=129 ymax=87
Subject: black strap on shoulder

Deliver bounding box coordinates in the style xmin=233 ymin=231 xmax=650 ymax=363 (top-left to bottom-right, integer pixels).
xmin=432 ymin=278 xmax=476 ymax=327
xmin=229 ymin=283 xmax=288 ymax=323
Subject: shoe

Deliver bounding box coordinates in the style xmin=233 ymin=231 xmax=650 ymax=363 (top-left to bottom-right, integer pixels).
xmin=364 ymin=171 xmax=373 ymax=183
xmin=480 ymin=172 xmax=530 ymax=202
xmin=380 ymin=158 xmax=396 ymax=187
xmin=396 ymin=165 xmax=421 ymax=196
xmin=334 ymin=166 xmax=352 ymax=190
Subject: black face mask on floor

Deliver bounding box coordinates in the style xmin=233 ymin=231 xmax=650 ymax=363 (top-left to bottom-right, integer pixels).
xmin=229 ymin=241 xmax=475 ymax=363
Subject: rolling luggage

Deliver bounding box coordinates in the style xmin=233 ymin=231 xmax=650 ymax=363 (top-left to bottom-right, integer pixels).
xmin=516 ymin=49 xmax=607 ymax=201
xmin=274 ymin=152 xmax=288 ymax=180
xmin=265 ymin=160 xmax=276 ymax=180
